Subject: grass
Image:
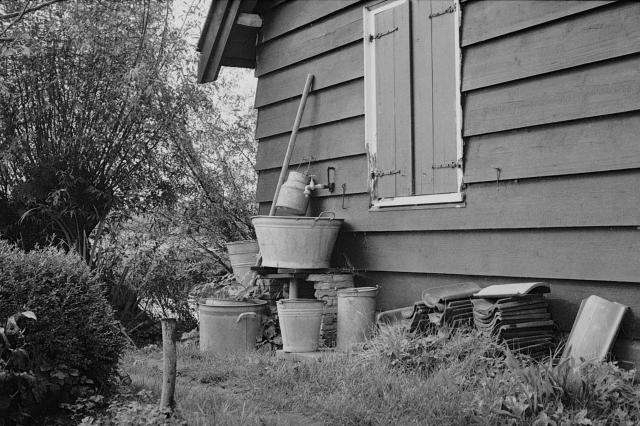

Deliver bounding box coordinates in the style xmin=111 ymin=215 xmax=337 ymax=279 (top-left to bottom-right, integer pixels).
xmin=115 ymin=326 xmax=640 ymax=425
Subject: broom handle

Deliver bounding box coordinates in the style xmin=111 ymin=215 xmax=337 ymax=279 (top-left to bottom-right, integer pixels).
xmin=268 ymin=74 xmax=314 ymax=216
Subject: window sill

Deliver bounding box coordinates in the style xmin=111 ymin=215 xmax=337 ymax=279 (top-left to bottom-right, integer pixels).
xmin=369 ymin=192 xmax=465 ymax=211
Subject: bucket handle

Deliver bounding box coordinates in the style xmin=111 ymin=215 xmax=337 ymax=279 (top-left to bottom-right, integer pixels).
xmin=235 ymin=312 xmax=258 ymax=323
xmin=314 ymin=211 xmax=336 ymax=222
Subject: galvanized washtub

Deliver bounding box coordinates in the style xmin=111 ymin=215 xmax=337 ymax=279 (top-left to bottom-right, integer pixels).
xmin=199 ymin=298 xmax=267 ymax=354
xmin=252 ymin=212 xmax=344 ymax=269
xmin=225 ymin=240 xmax=259 ymax=285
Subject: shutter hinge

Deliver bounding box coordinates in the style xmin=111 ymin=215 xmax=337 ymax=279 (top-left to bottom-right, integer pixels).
xmin=432 ymin=159 xmax=462 ymax=169
xmin=371 ymin=169 xmax=401 ymax=179
xmin=368 ymin=26 xmax=399 ymax=42
xmin=429 ymin=3 xmax=456 ymax=19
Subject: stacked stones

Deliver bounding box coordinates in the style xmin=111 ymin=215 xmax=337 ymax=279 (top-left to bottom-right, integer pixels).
xmin=306 ymin=273 xmax=354 ymax=347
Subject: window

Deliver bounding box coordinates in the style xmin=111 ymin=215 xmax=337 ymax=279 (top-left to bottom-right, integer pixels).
xmin=364 ymin=0 xmax=463 ymax=208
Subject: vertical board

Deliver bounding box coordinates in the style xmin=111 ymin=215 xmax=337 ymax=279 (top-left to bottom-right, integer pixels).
xmin=373 ymin=0 xmax=413 ymax=198
xmin=393 ymin=1 xmax=413 ymax=196
xmin=374 ymin=8 xmax=397 ymax=198
xmin=431 ymin=0 xmax=458 ymax=194
xmin=411 ymin=0 xmax=434 ymax=195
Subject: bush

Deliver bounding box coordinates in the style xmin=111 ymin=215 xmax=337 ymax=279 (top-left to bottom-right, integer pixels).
xmin=0 ymin=241 xmax=125 ymax=385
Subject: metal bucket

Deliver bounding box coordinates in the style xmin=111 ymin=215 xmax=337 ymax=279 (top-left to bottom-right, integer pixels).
xmin=277 ymin=299 xmax=324 ymax=352
xmin=275 ymin=171 xmax=310 ymax=216
xmin=226 ymin=240 xmax=259 ymax=286
xmin=199 ymin=299 xmax=267 ymax=353
xmin=252 ymin=213 xmax=343 ymax=269
xmin=337 ymin=286 xmax=380 ymax=350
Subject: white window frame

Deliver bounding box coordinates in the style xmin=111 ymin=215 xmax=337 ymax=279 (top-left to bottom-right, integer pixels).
xmin=364 ymin=0 xmax=464 ymax=208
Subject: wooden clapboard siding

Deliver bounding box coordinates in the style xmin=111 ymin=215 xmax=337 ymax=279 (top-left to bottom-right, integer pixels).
xmin=305 ymin=170 xmax=640 ymax=231
xmin=256 ymin=155 xmax=368 ymax=202
xmin=255 ymin=79 xmax=363 ymax=139
xmin=255 ymin=42 xmax=363 ymax=107
xmin=465 ymin=112 xmax=640 ymax=183
xmin=463 ymin=2 xmax=640 ymax=91
xmin=461 ymin=0 xmax=613 ymax=47
xmin=463 ymin=55 xmax=640 ymax=137
xmin=361 ymin=271 xmax=640 ymax=339
xmin=335 ymin=228 xmax=640 ymax=283
xmin=252 ymin=0 xmax=640 ymax=334
xmin=256 ymin=4 xmax=363 ymax=76
xmin=260 ymin=0 xmax=361 ymax=43
xmin=255 ymin=117 xmax=365 ymax=171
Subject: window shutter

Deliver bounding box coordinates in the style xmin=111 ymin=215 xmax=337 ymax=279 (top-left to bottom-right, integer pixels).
xmin=411 ymin=0 xmax=435 ymax=196
xmin=372 ymin=0 xmax=413 ymax=199
xmin=430 ymin=0 xmax=459 ymax=194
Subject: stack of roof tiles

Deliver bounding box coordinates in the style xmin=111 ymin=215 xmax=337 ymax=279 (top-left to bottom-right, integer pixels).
xmin=421 ymin=282 xmax=480 ymax=329
xmin=472 ymin=282 xmax=555 ymax=358
xmin=376 ymin=282 xmax=481 ymax=333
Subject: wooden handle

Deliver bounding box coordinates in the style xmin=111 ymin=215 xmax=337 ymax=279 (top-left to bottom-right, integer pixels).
xmin=269 ymin=74 xmax=314 ymax=216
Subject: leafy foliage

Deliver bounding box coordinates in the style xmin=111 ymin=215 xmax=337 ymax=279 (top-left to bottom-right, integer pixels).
xmin=0 ymin=1 xmax=257 ymax=261
xmin=1 ymin=0 xmax=258 ymax=352
xmin=0 ymin=241 xmax=125 ymax=385
xmin=0 ymin=310 xmax=43 ymax=424
xmin=80 ymin=389 xmax=186 ymax=426
xmin=1 ymin=1 xmax=186 ymax=252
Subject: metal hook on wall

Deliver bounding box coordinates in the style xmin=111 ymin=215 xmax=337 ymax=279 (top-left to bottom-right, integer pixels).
xmin=341 ymin=183 xmax=347 ymax=209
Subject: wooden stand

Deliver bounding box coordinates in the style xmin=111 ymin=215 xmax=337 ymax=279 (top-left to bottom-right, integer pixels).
xmin=252 ymin=267 xmax=343 ymax=299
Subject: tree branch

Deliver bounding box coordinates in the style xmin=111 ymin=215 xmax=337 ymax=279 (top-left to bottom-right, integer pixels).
xmin=0 ymin=0 xmax=65 ymax=21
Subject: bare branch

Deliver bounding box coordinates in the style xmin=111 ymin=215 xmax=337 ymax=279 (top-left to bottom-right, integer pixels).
xmin=0 ymin=0 xmax=65 ymax=21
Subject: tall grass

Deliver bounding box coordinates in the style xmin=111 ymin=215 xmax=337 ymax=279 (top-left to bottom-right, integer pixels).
xmin=117 ymin=325 xmax=640 ymax=425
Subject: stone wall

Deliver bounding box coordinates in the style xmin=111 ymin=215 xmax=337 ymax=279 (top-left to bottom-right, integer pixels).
xmin=307 ymin=274 xmax=355 ymax=347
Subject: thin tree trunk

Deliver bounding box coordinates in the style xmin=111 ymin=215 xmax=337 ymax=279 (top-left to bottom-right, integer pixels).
xmin=160 ymin=318 xmax=177 ymax=410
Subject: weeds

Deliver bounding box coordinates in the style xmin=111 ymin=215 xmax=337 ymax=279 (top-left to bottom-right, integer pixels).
xmin=114 ymin=326 xmax=640 ymax=425
xmin=500 ymin=354 xmax=640 ymax=425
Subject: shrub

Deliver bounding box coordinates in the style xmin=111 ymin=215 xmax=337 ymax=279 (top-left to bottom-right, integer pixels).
xmin=0 ymin=241 xmax=125 ymax=385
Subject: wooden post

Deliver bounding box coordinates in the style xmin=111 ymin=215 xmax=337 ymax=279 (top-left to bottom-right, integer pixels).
xmin=289 ymin=277 xmax=300 ymax=299
xmin=160 ymin=318 xmax=177 ymax=410
xmin=269 ymin=74 xmax=314 ymax=216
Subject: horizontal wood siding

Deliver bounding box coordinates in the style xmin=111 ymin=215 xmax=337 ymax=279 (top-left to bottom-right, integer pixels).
xmin=255 ymin=79 xmax=363 ymax=139
xmin=462 ymin=2 xmax=640 ymax=91
xmin=461 ymin=0 xmax=613 ymax=47
xmin=255 ymin=117 xmax=365 ymax=170
xmin=255 ymin=42 xmax=363 ymax=107
xmin=463 ymin=55 xmax=640 ymax=136
xmin=336 ymin=229 xmax=640 ymax=283
xmin=304 ymin=170 xmax=640 ymax=231
xmin=253 ymin=1 xmax=640 ymax=333
xmin=464 ymin=112 xmax=640 ymax=182
xmin=256 ymin=4 xmax=363 ymax=76
xmin=260 ymin=0 xmax=361 ymax=43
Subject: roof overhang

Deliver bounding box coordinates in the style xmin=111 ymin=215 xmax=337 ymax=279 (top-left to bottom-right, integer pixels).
xmin=196 ymin=0 xmax=263 ymax=83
